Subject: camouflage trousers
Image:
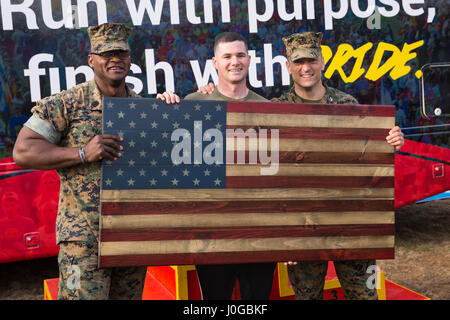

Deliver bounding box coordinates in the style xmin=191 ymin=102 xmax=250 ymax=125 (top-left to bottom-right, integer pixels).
xmin=287 ymin=260 xmax=378 ymax=300
xmin=57 ymin=241 xmax=147 ymax=300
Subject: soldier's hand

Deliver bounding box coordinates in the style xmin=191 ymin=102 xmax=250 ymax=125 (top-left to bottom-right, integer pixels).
xmin=197 ymin=82 xmax=215 ymax=95
xmin=386 ymin=126 xmax=404 ymax=151
xmin=283 ymin=261 xmax=298 ymax=266
xmin=157 ymin=90 xmax=180 ymax=104
xmin=84 ymin=134 xmax=123 ymax=162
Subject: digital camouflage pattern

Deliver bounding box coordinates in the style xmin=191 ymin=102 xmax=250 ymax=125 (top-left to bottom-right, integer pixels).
xmin=58 ymin=240 xmax=146 ymax=299
xmin=274 ymin=69 xmax=377 ymax=299
xmin=22 ymin=22 xmax=144 ymax=300
xmin=287 ymin=260 xmax=378 ymax=300
xmin=271 ymin=85 xmax=359 ymax=105
xmin=88 ymin=23 xmax=131 ymax=53
xmin=283 ymin=31 xmax=323 ymax=61
xmin=26 ymin=80 xmax=138 ymax=244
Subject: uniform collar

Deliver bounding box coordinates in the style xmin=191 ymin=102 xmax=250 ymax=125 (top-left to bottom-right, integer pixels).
xmin=87 ymin=79 xmax=137 ymax=111
xmin=289 ymin=84 xmax=335 ymax=104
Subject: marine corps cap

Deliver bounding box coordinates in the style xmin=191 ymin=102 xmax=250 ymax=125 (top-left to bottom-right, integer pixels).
xmin=88 ymin=23 xmax=132 ymax=54
xmin=283 ymin=32 xmax=323 ymax=61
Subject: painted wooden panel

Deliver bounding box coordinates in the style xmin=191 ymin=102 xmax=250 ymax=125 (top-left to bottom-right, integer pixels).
xmin=99 ymin=98 xmax=395 ymax=267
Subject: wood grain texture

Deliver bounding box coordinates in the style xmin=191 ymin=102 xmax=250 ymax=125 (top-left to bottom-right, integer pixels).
xmin=101 ymin=211 xmax=395 ymax=229
xmin=225 ymin=176 xmax=394 ymax=188
xmin=227 ymin=113 xmax=394 ymax=129
xmin=100 ymin=99 xmax=396 ymax=266
xmin=101 ymin=200 xmax=394 ymax=215
xmin=226 ymin=101 xmax=396 ymax=117
xmin=102 ymin=188 xmax=395 ymax=202
xmin=226 ymin=151 xmax=394 ymax=164
xmin=100 ymin=235 xmax=395 ymax=256
xmin=100 ymin=224 xmax=395 ymax=242
xmin=99 ymin=248 xmax=395 ymax=267
xmin=225 ymin=137 xmax=393 ymax=153
xmin=226 ymin=125 xmax=390 ymax=140
xmin=225 ymin=164 xmax=395 ymax=176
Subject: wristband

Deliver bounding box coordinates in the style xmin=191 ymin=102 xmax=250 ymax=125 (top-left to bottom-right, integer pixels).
xmin=79 ymin=147 xmax=86 ymax=164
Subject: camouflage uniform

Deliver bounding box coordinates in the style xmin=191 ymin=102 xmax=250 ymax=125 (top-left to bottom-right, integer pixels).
xmin=274 ymin=32 xmax=378 ymax=300
xmin=23 ymin=23 xmax=146 ymax=300
xmin=282 ymin=31 xmax=323 ymax=60
xmin=272 ymin=84 xmax=358 ymax=105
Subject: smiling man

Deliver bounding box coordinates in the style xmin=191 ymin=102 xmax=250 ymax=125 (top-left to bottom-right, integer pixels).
xmin=192 ymin=31 xmax=404 ymax=300
xmin=13 ymin=23 xmax=148 ymax=300
xmin=158 ymin=32 xmax=276 ymax=300
xmin=274 ymin=31 xmax=404 ymax=300
xmin=273 ymin=32 xmax=359 ymax=105
xmin=184 ymin=32 xmax=266 ymax=102
xmin=187 ymin=32 xmax=275 ymax=301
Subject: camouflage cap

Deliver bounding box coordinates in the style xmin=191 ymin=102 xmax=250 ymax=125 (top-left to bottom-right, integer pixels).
xmin=88 ymin=23 xmax=132 ymax=54
xmin=283 ymin=32 xmax=323 ymax=61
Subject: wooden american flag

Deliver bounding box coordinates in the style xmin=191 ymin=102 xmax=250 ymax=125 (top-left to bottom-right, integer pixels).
xmin=99 ymin=97 xmax=395 ymax=268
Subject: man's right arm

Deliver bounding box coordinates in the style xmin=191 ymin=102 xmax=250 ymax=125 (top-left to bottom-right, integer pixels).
xmin=13 ymin=127 xmax=123 ymax=170
xmin=13 ymin=126 xmax=81 ymax=170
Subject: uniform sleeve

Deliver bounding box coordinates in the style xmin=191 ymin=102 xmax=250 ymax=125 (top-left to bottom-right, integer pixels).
xmin=330 ymin=88 xmax=359 ymax=105
xmin=271 ymin=93 xmax=290 ymax=103
xmin=24 ymin=94 xmax=70 ymax=144
xmin=343 ymin=94 xmax=359 ymax=105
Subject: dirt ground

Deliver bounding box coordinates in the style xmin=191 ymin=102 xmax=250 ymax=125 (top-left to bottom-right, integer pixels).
xmin=0 ymin=199 xmax=449 ymax=300
xmin=377 ymin=198 xmax=450 ymax=300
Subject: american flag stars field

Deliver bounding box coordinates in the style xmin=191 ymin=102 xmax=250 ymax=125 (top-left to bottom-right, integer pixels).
xmin=102 ymin=98 xmax=227 ymax=190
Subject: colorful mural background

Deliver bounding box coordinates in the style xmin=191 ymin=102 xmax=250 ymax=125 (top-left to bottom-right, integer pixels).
xmin=0 ymin=0 xmax=448 ymax=158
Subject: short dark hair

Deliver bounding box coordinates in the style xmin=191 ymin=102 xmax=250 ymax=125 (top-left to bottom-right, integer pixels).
xmin=214 ymin=32 xmax=248 ymax=54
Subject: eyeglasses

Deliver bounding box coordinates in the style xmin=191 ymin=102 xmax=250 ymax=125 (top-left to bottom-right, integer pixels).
xmin=91 ymin=51 xmax=130 ymax=60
